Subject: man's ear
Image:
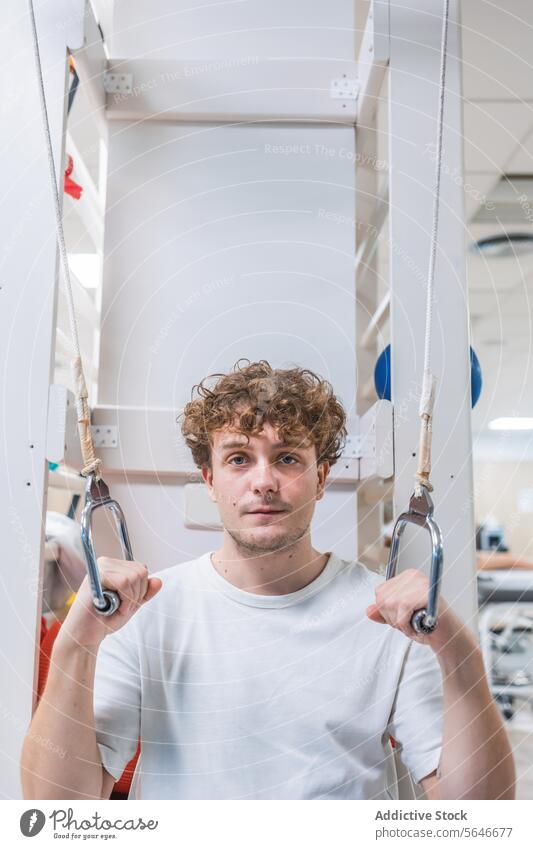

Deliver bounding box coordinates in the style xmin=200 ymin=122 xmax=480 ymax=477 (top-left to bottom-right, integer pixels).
xmin=201 ymin=464 xmax=217 ymax=502
xmin=316 ymin=461 xmax=330 ymax=500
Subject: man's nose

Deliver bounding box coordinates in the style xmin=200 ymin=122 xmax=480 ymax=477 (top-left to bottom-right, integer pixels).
xmin=250 ymin=460 xmax=279 ymax=495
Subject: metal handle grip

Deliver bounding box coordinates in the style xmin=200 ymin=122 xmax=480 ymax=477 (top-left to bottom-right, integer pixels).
xmin=80 ymin=476 xmax=134 ymax=616
xmin=385 ymin=487 xmax=444 ymax=634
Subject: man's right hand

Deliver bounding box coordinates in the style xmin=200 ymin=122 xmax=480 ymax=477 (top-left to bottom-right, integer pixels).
xmin=55 ymin=558 xmax=163 ymax=651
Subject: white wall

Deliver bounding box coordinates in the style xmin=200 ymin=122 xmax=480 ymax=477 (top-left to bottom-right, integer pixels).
xmin=96 ymin=6 xmax=359 ymax=568
xmin=107 ymin=0 xmax=355 ymax=61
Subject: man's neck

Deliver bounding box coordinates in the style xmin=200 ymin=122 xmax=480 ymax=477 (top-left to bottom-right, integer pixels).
xmin=210 ymin=536 xmax=331 ymax=596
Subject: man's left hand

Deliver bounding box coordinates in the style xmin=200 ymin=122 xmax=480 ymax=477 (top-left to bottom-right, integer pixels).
xmin=366 ymin=568 xmax=462 ymax=654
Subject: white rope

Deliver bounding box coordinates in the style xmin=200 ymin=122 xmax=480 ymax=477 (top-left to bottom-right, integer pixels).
xmin=27 ymin=0 xmax=102 ymax=479
xmin=415 ymin=0 xmax=450 ymax=496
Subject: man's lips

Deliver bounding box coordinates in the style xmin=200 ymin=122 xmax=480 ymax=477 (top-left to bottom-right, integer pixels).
xmin=246 ymin=508 xmax=287 ymax=514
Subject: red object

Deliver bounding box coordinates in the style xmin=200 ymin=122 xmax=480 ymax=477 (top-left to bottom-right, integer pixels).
xmin=38 ymin=618 xmax=62 ymax=698
xmin=37 ymin=616 xmax=140 ymax=796
xmin=113 ymin=739 xmax=141 ymax=795
xmin=64 ymin=155 xmax=83 ymax=200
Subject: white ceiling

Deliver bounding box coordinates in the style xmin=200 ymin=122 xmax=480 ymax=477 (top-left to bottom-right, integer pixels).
xmin=80 ymin=1 xmax=533 ymax=444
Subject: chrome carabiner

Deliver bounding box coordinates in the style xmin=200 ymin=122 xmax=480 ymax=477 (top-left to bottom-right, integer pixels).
xmin=385 ymin=485 xmax=444 ymax=634
xmin=80 ymin=474 xmax=134 ymax=616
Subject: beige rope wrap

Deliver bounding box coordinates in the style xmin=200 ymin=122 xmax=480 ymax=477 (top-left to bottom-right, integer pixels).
xmin=73 ymin=357 xmax=103 ymax=480
xmin=414 ymin=370 xmax=437 ymax=495
xmin=415 ymin=415 xmax=434 ymax=494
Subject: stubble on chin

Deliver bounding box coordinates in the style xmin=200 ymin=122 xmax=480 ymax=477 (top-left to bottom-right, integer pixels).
xmin=226 ymin=523 xmax=310 ymax=555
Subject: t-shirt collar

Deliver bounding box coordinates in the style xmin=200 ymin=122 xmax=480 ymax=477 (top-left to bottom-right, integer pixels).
xmin=199 ymin=549 xmax=343 ymax=608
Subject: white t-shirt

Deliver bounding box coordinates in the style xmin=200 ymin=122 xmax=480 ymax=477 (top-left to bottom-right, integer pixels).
xmin=93 ymin=550 xmax=443 ymax=800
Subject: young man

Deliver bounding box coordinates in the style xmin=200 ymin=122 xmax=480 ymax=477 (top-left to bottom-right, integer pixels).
xmin=21 ymin=360 xmax=515 ymax=800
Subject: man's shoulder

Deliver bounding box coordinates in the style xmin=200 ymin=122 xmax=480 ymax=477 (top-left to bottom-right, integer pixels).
xmin=331 ymin=552 xmax=386 ymax=593
xmin=117 ymin=553 xmax=209 ymax=635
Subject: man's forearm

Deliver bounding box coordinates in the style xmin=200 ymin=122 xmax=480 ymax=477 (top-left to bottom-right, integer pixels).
xmin=21 ymin=636 xmax=104 ymax=800
xmin=432 ymin=625 xmax=516 ymax=800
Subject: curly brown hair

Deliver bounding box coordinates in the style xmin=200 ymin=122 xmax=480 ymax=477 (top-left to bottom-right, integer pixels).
xmin=178 ymin=359 xmax=347 ymax=469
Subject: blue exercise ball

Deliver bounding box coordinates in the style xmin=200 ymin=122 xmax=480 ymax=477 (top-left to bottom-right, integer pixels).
xmin=374 ymin=345 xmax=392 ymax=402
xmin=374 ymin=344 xmax=482 ymax=408
xmin=470 ymin=346 xmax=482 ymax=408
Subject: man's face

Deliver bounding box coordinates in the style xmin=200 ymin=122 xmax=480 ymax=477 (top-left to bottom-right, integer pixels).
xmin=201 ymin=421 xmax=330 ymax=554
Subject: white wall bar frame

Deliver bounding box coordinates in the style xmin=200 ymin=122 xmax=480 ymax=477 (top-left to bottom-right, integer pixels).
xmin=0 ymin=0 xmax=85 ymax=800
xmin=104 ymin=57 xmax=359 ymax=124
xmin=388 ymin=0 xmax=477 ymax=626
xmin=57 ymin=404 xmax=393 ymax=487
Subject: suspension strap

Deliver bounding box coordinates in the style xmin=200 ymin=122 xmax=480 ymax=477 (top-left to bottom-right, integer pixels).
xmin=414 ymin=0 xmax=450 ymax=497
xmin=27 ymin=0 xmax=102 ymax=481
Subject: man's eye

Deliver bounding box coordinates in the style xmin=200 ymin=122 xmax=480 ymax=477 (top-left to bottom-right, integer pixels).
xmin=228 ymin=454 xmax=297 ymax=465
xmin=279 ymin=455 xmax=297 ymax=465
